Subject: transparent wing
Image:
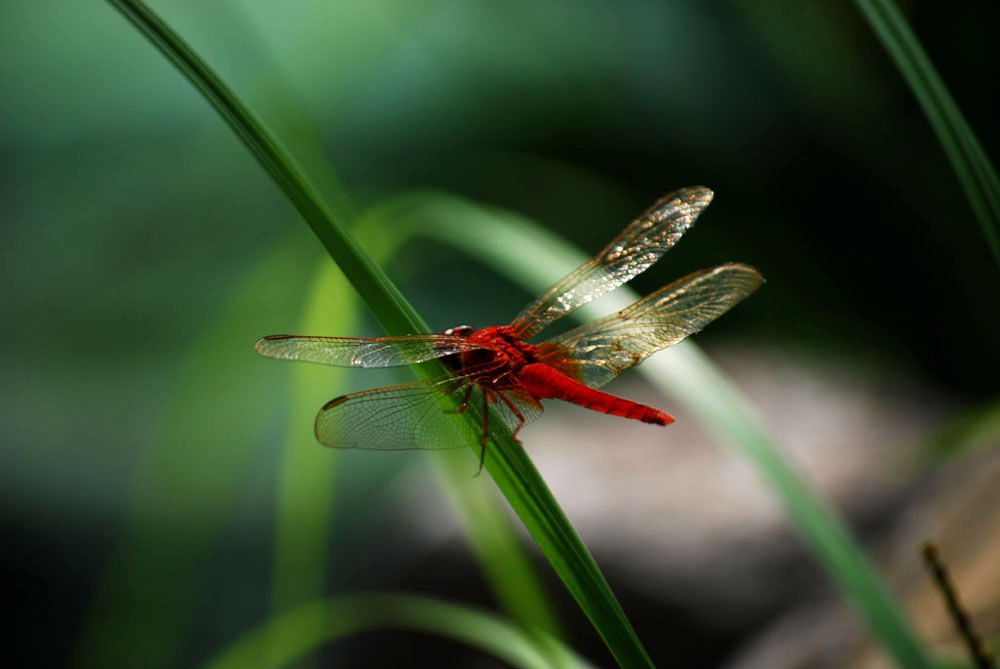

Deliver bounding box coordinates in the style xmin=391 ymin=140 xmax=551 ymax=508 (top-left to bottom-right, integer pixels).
xmin=485 ymin=385 xmax=545 ymax=438
xmin=314 ymin=373 xmax=544 ymax=450
xmin=539 ymin=263 xmax=763 ymax=388
xmin=509 ymin=186 xmax=714 ymax=338
xmin=255 ymin=334 xmax=494 ymax=368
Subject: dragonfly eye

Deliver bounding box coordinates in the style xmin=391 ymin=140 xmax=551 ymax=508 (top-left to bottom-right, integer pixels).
xmin=443 ymin=325 xmax=474 ymax=337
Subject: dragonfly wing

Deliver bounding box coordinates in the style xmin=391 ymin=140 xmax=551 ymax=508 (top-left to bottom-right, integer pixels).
xmin=255 ymin=334 xmax=492 ymax=368
xmin=540 ymin=263 xmax=763 ymax=388
xmin=315 ymin=375 xmax=544 ymax=450
xmin=509 ymin=186 xmax=713 ymax=338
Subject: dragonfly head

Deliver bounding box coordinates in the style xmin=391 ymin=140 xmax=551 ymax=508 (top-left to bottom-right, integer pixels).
xmin=442 ymin=325 xmax=475 ymax=337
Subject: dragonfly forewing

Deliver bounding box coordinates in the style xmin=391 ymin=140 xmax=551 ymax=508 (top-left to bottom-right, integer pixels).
xmin=255 ymin=334 xmax=493 ymax=368
xmin=509 ymin=186 xmax=714 ymax=338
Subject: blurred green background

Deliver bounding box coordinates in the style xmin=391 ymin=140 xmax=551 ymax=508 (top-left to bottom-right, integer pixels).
xmin=2 ymin=1 xmax=998 ymax=667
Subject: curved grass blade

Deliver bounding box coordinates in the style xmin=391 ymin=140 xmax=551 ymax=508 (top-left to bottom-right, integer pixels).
xmin=202 ymin=593 xmax=591 ymax=669
xmin=108 ymin=1 xmax=649 ymax=664
xmin=359 ymin=191 xmax=935 ymax=669
xmin=855 ymin=0 xmax=1000 ymax=268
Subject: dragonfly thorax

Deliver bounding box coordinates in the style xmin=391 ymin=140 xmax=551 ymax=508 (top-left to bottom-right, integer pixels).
xmin=440 ymin=324 xmax=539 ymax=375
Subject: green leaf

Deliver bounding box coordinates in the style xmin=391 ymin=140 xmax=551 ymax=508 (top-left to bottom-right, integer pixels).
xmin=855 ymin=0 xmax=1000 ymax=268
xmin=360 ymin=190 xmax=935 ymax=669
xmin=202 ymin=593 xmax=591 ymax=669
xmin=108 ymin=0 xmax=649 ymax=664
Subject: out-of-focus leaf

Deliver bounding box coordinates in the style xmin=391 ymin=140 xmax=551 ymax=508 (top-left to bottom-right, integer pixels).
xmin=202 ymin=593 xmax=590 ymax=669
xmin=917 ymin=398 xmax=1000 ymax=466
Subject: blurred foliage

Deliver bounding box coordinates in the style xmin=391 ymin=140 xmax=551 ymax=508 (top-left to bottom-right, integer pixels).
xmin=202 ymin=593 xmax=588 ymax=669
xmin=856 ymin=0 xmax=1000 ymax=267
xmin=2 ymin=0 xmax=998 ymax=666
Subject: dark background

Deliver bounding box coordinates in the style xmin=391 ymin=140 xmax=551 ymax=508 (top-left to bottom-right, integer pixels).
xmin=2 ymin=1 xmax=997 ymax=667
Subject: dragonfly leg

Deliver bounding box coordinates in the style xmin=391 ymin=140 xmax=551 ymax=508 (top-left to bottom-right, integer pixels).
xmin=497 ymin=391 xmax=528 ymax=443
xmin=445 ymin=385 xmax=475 ymax=415
xmin=490 ymin=368 xmax=518 ymax=388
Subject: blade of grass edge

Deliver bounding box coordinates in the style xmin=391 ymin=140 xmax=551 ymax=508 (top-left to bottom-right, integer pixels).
xmin=855 ymin=0 xmax=1000 ymax=268
xmin=359 ymin=191 xmax=935 ymax=669
xmin=108 ymin=1 xmax=651 ymax=664
xmin=202 ymin=593 xmax=591 ymax=669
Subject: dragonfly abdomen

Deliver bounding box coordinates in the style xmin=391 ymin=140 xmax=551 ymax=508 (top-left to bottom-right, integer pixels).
xmin=518 ymin=363 xmax=674 ymax=426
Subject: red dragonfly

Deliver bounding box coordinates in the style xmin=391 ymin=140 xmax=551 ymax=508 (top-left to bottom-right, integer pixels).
xmin=256 ymin=186 xmax=762 ymax=469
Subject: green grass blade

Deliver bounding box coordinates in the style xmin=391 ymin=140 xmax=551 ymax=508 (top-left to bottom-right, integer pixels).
xmin=855 ymin=0 xmax=1000 ymax=268
xmin=362 ymin=191 xmax=935 ymax=669
xmin=202 ymin=593 xmax=591 ymax=669
xmin=110 ymin=1 xmax=649 ymax=664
